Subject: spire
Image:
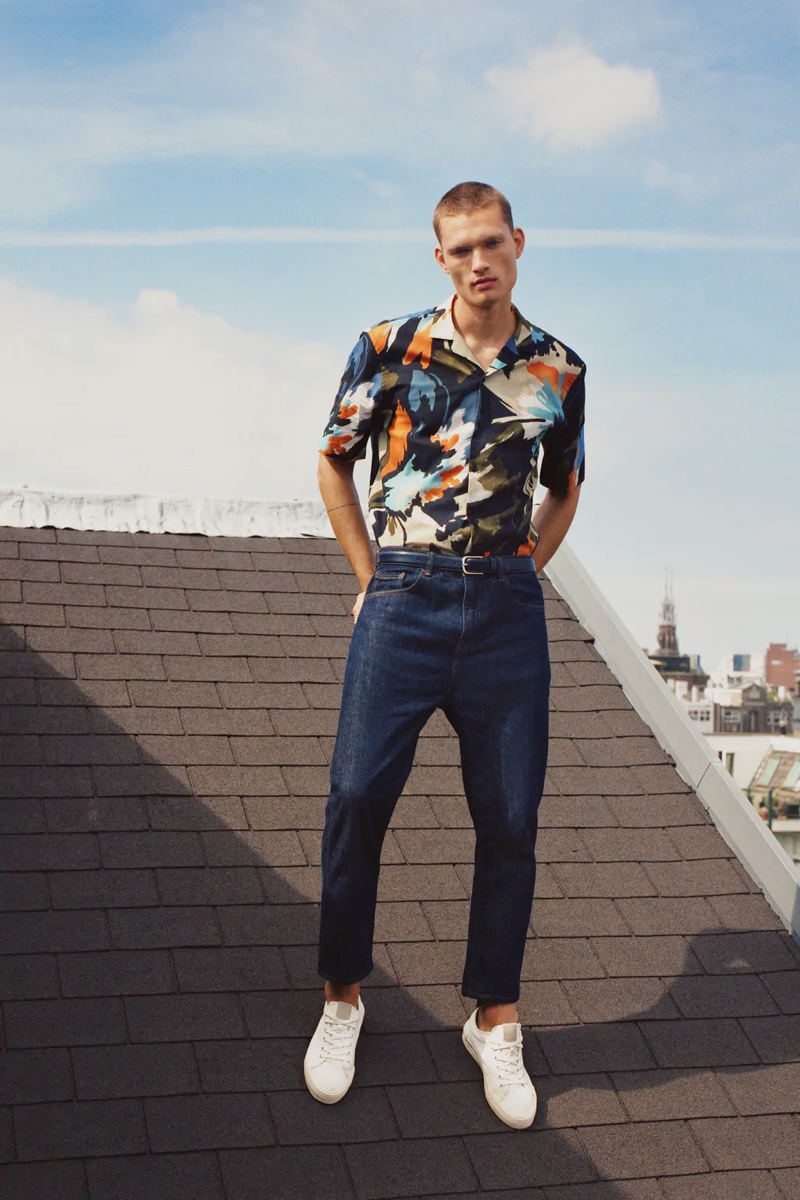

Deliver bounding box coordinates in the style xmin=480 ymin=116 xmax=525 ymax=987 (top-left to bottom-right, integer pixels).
xmin=657 ymin=568 xmax=679 ymax=654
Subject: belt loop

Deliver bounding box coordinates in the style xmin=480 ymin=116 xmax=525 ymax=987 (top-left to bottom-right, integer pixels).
xmin=425 ymin=550 xmax=434 ymax=576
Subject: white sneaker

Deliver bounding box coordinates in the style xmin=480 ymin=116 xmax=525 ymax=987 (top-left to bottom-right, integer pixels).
xmin=462 ymin=1009 xmax=537 ymax=1129
xmin=304 ymin=996 xmax=365 ymax=1104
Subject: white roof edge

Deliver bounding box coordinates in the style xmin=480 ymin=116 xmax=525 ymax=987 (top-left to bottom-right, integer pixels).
xmin=547 ymin=542 xmax=800 ymax=943
xmin=0 ymin=488 xmax=334 ymax=539
xmin=3 ymin=488 xmax=797 ymax=939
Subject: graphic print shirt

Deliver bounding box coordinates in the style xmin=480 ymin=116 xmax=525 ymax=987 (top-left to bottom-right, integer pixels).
xmin=319 ymin=296 xmax=586 ymax=556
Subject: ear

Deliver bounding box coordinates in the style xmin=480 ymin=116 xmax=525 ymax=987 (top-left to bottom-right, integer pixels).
xmin=434 ymin=244 xmax=449 ymax=274
xmin=513 ymin=226 xmax=525 ymax=259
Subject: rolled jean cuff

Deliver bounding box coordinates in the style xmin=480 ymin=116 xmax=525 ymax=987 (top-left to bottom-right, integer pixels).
xmin=317 ymin=960 xmax=373 ymax=986
xmin=461 ymin=984 xmax=521 ymax=1005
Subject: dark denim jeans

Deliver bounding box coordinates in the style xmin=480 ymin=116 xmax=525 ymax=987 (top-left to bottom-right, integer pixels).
xmin=318 ymin=549 xmax=551 ymax=1004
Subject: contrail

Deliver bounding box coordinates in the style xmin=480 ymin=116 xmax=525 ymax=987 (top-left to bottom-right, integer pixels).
xmin=0 ymin=226 xmax=798 ymax=250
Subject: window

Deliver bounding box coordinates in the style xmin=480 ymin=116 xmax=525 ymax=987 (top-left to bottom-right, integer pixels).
xmin=760 ymin=757 xmax=780 ymax=787
xmin=785 ymin=761 xmax=800 ymax=789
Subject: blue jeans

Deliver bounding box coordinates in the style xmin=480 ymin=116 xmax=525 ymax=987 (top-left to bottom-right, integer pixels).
xmin=318 ymin=549 xmax=550 ymax=1004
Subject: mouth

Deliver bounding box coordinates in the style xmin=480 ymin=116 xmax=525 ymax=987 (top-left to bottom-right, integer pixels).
xmin=472 ymin=277 xmax=497 ymax=291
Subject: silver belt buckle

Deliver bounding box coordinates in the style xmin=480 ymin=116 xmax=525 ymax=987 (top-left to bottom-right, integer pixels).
xmin=462 ymin=556 xmax=485 ymax=575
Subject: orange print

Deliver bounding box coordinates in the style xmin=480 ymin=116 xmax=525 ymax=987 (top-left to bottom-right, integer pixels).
xmin=421 ymin=465 xmax=462 ymax=502
xmin=526 ymin=361 xmax=559 ymax=392
xmin=383 ymin=404 xmax=412 ymax=476
xmin=402 ymin=322 xmax=434 ymax=369
xmin=338 ymin=403 xmax=358 ymax=419
xmin=368 ymin=322 xmax=392 ymax=354
xmin=325 ymin=435 xmax=351 ymax=454
xmin=434 ymin=433 xmax=459 ymax=452
xmin=560 ymin=369 xmax=580 ymax=399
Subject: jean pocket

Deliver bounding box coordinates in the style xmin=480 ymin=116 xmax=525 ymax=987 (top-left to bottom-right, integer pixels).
xmin=500 ymin=573 xmax=544 ymax=611
xmin=366 ymin=565 xmax=425 ymax=597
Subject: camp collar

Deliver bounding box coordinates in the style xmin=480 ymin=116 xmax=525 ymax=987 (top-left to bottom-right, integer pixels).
xmin=429 ymin=294 xmax=533 ymax=368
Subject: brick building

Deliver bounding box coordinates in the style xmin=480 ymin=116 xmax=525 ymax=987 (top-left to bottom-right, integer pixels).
xmin=766 ymin=642 xmax=800 ymax=695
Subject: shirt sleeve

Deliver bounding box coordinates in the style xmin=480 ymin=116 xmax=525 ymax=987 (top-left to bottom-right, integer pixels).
xmin=319 ymin=332 xmax=382 ymax=461
xmin=539 ymin=364 xmax=586 ymax=495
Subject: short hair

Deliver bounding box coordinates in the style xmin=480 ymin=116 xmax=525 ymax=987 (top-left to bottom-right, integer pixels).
xmin=432 ymin=182 xmax=514 ymax=241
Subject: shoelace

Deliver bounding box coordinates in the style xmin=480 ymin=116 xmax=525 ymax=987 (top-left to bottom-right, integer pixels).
xmin=320 ymin=1012 xmax=358 ymax=1063
xmin=489 ymin=1035 xmax=527 ymax=1085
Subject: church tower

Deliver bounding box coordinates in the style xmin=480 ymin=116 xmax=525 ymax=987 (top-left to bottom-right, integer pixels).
xmin=648 ymin=569 xmax=708 ymax=691
xmin=657 ymin=569 xmax=679 ymax=655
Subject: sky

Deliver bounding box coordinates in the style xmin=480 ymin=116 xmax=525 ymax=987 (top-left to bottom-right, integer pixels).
xmin=0 ymin=0 xmax=798 ymax=671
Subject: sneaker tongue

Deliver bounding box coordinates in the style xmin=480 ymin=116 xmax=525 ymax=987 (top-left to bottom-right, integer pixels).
xmin=487 ymin=1021 xmax=519 ymax=1044
xmin=334 ymin=1001 xmax=354 ymax=1021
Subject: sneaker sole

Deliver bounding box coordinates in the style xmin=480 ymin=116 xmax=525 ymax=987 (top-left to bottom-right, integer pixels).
xmin=462 ymin=1026 xmax=537 ymax=1131
xmin=303 ymin=1059 xmax=353 ymax=1105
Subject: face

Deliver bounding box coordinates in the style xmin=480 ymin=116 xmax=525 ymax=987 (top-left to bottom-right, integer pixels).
xmin=434 ymin=202 xmax=525 ymax=310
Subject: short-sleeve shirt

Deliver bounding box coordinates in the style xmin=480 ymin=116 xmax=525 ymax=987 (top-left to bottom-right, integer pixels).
xmin=319 ymin=295 xmax=585 ymax=557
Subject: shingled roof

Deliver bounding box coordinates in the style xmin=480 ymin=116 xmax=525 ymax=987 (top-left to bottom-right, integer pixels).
xmin=2 ymin=523 xmax=800 ymax=1200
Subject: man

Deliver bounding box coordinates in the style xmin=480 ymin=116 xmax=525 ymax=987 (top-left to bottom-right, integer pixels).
xmin=304 ymin=182 xmax=585 ymax=1129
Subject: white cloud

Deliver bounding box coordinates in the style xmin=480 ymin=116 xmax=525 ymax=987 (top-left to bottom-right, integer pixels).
xmin=487 ymin=44 xmax=662 ymax=148
xmin=645 ymin=160 xmax=718 ymax=202
xmin=0 ymin=278 xmax=342 ymax=501
xmin=0 ymin=227 xmax=430 ymax=247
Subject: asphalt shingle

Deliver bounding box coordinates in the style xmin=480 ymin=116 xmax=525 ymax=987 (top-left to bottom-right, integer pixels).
xmin=1 ymin=526 xmax=798 ymax=1200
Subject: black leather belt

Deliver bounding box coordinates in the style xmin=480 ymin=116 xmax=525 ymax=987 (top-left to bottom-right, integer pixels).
xmin=376 ymin=549 xmax=537 ymax=576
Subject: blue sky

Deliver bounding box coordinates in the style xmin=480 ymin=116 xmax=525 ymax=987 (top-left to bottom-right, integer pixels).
xmin=0 ymin=0 xmax=798 ymax=670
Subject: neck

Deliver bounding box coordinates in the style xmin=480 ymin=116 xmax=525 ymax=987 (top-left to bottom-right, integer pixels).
xmin=452 ymin=293 xmax=516 ymax=347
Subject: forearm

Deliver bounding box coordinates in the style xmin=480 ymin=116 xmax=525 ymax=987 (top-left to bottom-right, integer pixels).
xmin=317 ymin=453 xmax=376 ymax=590
xmin=532 ymin=485 xmax=581 ymax=572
